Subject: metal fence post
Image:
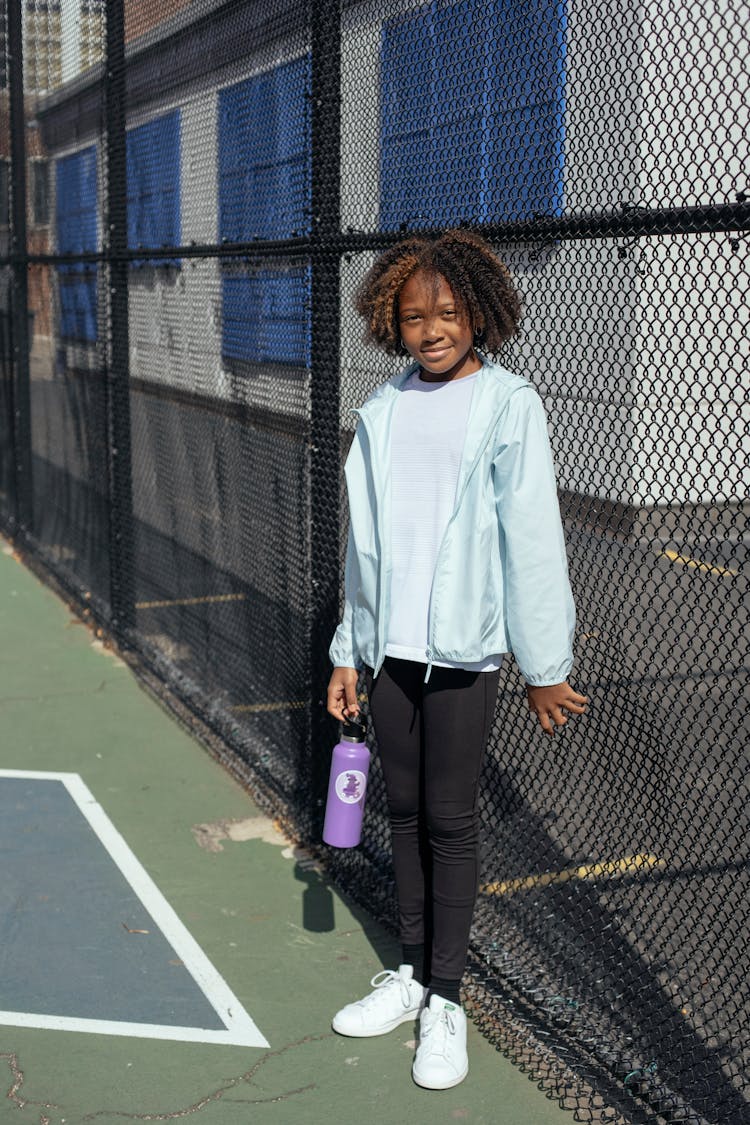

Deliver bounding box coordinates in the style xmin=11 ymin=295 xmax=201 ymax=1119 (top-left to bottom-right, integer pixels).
xmin=8 ymin=0 xmax=32 ymax=536
xmin=104 ymin=0 xmax=135 ymax=637
xmin=309 ymin=0 xmax=342 ymax=835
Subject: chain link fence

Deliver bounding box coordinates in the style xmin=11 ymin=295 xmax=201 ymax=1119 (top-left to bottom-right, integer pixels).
xmin=0 ymin=1 xmax=748 ymax=1121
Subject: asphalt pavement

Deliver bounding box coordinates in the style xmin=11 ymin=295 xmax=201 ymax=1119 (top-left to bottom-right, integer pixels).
xmin=0 ymin=533 xmax=572 ymax=1125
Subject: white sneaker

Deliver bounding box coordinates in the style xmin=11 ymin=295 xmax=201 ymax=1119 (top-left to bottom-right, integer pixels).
xmin=332 ymin=964 xmax=425 ymax=1037
xmin=411 ymin=994 xmax=469 ymax=1090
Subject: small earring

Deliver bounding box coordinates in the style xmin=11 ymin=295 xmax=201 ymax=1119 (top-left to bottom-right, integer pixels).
xmin=474 ymin=327 xmax=484 ymax=342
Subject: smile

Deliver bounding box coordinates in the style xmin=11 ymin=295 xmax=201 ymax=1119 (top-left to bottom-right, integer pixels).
xmin=421 ymin=346 xmax=452 ymax=358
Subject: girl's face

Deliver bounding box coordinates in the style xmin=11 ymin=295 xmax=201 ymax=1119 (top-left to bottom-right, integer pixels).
xmin=398 ymin=269 xmax=481 ymax=382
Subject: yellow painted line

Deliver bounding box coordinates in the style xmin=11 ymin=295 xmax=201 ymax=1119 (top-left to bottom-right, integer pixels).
xmin=233 ymin=692 xmax=367 ymax=716
xmin=230 ymin=701 xmax=307 ymax=714
xmin=661 ymin=549 xmax=738 ymax=577
xmin=136 ymin=593 xmax=247 ymax=610
xmin=481 ymin=853 xmax=664 ymax=896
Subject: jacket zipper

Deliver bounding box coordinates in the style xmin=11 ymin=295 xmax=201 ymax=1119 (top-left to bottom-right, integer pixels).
xmin=423 ymin=407 xmax=505 ymax=682
xmin=352 ymin=404 xmax=393 ymax=679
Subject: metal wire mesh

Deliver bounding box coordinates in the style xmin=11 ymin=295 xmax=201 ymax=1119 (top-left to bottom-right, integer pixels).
xmin=0 ymin=1 xmax=748 ymax=1121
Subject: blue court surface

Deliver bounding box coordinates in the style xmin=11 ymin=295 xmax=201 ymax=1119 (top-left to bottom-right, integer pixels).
xmin=0 ymin=769 xmax=268 ymax=1047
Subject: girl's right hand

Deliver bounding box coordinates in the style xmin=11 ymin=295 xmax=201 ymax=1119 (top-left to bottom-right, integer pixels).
xmin=327 ymin=666 xmax=360 ymax=721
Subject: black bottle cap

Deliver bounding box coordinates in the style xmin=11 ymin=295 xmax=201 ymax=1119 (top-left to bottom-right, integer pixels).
xmin=342 ymin=712 xmax=367 ymax=741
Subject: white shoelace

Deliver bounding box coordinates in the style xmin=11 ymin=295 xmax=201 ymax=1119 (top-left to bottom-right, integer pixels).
xmin=421 ymin=1006 xmax=457 ymax=1055
xmin=359 ymin=969 xmax=412 ymax=1008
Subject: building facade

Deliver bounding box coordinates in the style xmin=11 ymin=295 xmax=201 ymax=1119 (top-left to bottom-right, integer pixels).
xmin=13 ymin=0 xmax=750 ymax=513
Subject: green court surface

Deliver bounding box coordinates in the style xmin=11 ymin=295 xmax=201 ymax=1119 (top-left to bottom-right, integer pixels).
xmin=0 ymin=536 xmax=572 ymax=1125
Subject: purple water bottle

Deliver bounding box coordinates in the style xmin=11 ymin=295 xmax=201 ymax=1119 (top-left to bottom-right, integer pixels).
xmin=323 ymin=713 xmax=370 ymax=848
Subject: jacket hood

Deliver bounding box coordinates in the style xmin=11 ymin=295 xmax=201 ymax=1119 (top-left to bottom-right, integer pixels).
xmin=355 ymin=354 xmax=527 ymax=424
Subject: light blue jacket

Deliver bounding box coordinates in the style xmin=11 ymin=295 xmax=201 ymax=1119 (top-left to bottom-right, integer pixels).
xmin=329 ymin=356 xmax=576 ymax=685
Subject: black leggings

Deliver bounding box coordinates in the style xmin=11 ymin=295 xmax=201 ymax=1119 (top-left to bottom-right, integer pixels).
xmin=365 ymin=657 xmax=500 ymax=983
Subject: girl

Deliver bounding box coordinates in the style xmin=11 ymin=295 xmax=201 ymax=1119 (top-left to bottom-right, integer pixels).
xmin=326 ymin=229 xmax=587 ymax=1090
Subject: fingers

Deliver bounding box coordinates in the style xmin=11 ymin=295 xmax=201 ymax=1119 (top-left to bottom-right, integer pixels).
xmin=538 ymin=706 xmax=567 ymax=737
xmin=326 ymin=678 xmax=343 ymax=721
xmin=560 ymin=694 xmax=588 ymax=722
xmin=527 ymin=682 xmax=589 ymax=736
xmin=557 ymin=688 xmax=588 ymax=712
xmin=326 ymin=667 xmax=360 ymax=721
xmin=344 ymin=681 xmax=359 ymax=717
xmin=568 ymin=690 xmax=589 ymax=707
xmin=536 ymin=709 xmax=555 ymax=737
xmin=327 ymin=693 xmax=349 ymax=722
xmin=326 ymin=683 xmax=348 ymax=721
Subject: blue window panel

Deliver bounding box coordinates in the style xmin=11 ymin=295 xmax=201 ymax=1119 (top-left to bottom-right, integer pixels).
xmin=56 ymin=145 xmax=98 ymax=258
xmin=56 ymin=145 xmax=98 ymax=341
xmin=380 ymin=0 xmax=566 ymax=230
xmin=380 ymin=8 xmax=435 ymax=228
xmin=484 ymin=0 xmax=566 ymax=220
xmin=222 ymin=268 xmax=311 ymax=367
xmin=59 ymin=274 xmax=98 ymax=342
xmin=126 ymin=110 xmax=181 ymax=266
xmin=218 ymin=55 xmax=311 ymax=242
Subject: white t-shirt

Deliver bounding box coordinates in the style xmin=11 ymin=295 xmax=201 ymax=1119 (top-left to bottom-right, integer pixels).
xmin=385 ymin=369 xmax=502 ymax=672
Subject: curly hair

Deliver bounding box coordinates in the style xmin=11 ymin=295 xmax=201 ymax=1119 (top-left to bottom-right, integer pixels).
xmin=354 ymin=229 xmax=522 ymax=357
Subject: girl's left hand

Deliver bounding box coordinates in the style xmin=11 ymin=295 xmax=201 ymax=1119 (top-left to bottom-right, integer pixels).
xmin=526 ymin=681 xmax=588 ymax=736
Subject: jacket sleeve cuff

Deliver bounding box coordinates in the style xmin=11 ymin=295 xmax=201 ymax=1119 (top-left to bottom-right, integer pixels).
xmin=522 ymin=658 xmax=574 ymax=688
xmin=328 ymin=625 xmax=362 ymax=671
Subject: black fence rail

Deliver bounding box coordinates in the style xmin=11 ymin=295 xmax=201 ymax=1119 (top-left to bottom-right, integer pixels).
xmin=0 ymin=2 xmax=748 ymax=1122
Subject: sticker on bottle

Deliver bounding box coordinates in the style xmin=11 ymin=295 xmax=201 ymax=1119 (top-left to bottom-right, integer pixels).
xmin=334 ymin=769 xmax=367 ymax=804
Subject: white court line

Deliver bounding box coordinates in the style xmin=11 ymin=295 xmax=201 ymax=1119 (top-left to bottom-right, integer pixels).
xmin=0 ymin=768 xmax=269 ymax=1048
